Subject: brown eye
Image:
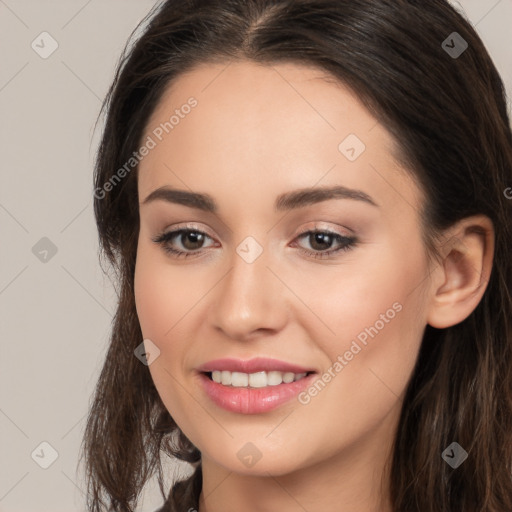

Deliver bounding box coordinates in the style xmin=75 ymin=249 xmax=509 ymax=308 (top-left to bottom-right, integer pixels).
xmin=293 ymin=230 xmax=357 ymax=260
xmin=179 ymin=231 xmax=206 ymax=250
xmin=152 ymin=228 xmax=216 ymax=259
xmin=308 ymin=232 xmax=335 ymax=251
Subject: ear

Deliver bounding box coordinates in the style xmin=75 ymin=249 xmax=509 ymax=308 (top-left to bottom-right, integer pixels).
xmin=426 ymin=215 xmax=494 ymax=329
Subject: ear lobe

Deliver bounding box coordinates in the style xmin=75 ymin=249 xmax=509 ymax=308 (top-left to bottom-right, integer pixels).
xmin=426 ymin=215 xmax=494 ymax=329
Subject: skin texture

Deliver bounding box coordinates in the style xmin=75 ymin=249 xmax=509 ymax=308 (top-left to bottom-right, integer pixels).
xmin=134 ymin=61 xmax=494 ymax=512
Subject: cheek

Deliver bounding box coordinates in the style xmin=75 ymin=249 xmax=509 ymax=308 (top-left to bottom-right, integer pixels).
xmin=133 ymin=237 xmax=213 ymax=398
xmin=284 ymin=250 xmax=429 ymax=465
xmin=292 ymin=236 xmax=428 ymax=361
xmin=134 ymin=238 xmax=199 ymax=342
xmin=312 ymin=238 xmax=429 ymax=408
xmin=134 ymin=263 xmax=169 ymax=345
xmin=134 ymin=245 xmax=197 ymax=427
xmin=133 ymin=241 xmax=189 ymax=400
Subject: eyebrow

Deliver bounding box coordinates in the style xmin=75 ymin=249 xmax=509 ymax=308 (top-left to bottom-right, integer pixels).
xmin=141 ymin=185 xmax=379 ymax=212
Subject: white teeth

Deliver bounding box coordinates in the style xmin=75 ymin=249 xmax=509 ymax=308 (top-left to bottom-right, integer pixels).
xmin=231 ymin=372 xmax=248 ymax=387
xmin=248 ymin=371 xmax=267 ymax=388
xmin=209 ymin=370 xmax=309 ymax=387
xmin=267 ymin=371 xmax=284 ymax=386
xmin=283 ymin=372 xmax=295 ymax=384
xmin=221 ymin=370 xmax=231 ymax=385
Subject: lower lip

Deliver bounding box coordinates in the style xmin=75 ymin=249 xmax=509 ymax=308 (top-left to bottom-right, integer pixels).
xmin=197 ymin=372 xmax=317 ymax=414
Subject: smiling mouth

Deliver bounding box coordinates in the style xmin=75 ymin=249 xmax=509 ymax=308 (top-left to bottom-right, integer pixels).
xmin=203 ymin=370 xmax=316 ymax=388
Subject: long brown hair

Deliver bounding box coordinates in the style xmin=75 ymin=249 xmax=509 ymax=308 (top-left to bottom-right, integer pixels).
xmin=80 ymin=1 xmax=512 ymax=510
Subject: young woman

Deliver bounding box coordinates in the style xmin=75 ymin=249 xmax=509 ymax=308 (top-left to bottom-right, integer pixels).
xmin=81 ymin=1 xmax=512 ymax=511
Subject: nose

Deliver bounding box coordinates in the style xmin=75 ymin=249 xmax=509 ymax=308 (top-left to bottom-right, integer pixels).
xmin=208 ymin=242 xmax=288 ymax=341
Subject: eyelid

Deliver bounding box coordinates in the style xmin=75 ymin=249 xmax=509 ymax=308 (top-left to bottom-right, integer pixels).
xmin=160 ymin=221 xmax=353 ymax=243
xmin=165 ymin=222 xmax=216 ymax=238
xmin=154 ymin=220 xmax=358 ymax=261
xmin=292 ymin=221 xmax=354 ymax=238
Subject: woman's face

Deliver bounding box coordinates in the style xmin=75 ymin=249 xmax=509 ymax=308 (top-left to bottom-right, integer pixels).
xmin=134 ymin=60 xmax=435 ymax=476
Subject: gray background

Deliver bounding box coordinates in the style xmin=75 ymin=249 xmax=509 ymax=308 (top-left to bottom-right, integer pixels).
xmin=0 ymin=1 xmax=511 ymax=511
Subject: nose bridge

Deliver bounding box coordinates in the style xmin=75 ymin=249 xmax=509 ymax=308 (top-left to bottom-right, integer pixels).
xmin=210 ymin=236 xmax=285 ymax=337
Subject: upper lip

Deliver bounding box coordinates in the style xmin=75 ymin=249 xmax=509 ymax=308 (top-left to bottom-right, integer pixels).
xmin=197 ymin=357 xmax=316 ymax=374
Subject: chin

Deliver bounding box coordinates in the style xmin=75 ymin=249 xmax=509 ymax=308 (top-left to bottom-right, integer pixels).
xmin=201 ymin=439 xmax=315 ymax=477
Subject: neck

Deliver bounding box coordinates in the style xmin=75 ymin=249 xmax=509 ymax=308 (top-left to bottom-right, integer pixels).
xmin=197 ymin=405 xmax=398 ymax=512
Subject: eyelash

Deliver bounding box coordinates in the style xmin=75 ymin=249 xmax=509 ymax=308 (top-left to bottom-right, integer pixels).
xmin=152 ymin=225 xmax=357 ymax=260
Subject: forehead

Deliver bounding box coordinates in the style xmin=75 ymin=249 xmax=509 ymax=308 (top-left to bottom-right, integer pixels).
xmin=143 ymin=60 xmax=381 ymax=149
xmin=137 ymin=60 xmax=421 ymax=215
